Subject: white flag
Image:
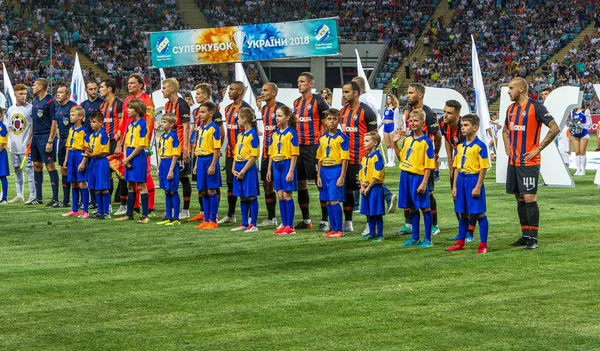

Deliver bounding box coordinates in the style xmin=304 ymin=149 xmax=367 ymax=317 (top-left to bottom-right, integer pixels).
xmin=159 ymin=68 xmax=166 ymax=84
xmin=2 ymin=62 xmax=16 ymax=109
xmin=471 ymin=35 xmax=491 ymax=144
xmin=70 ymin=53 xmax=88 ymax=104
xmin=355 ymin=49 xmax=371 ymax=92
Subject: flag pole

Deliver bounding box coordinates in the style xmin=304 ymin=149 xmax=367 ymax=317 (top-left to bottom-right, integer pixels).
xmin=49 ymin=35 xmax=53 ymax=94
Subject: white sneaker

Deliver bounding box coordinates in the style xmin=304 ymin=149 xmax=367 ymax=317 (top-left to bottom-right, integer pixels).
xmin=343 ymin=220 xmax=354 ymax=232
xmin=179 ymin=209 xmax=190 ymax=219
xmin=245 ymin=225 xmax=259 ymax=233
xmin=387 ymin=194 xmax=398 ymax=214
xmin=218 ymin=215 xmax=236 ymax=224
xmin=231 ymin=224 xmax=247 ymax=231
xmin=432 ymin=225 xmax=441 ymax=236
xmin=386 ymin=162 xmax=395 ymax=167
xmin=581 ymin=170 xmax=586 ymax=176
xmin=317 ymin=221 xmax=330 ymax=231
xmin=260 ymin=218 xmax=278 ymax=227
xmin=24 ymin=197 xmax=37 ymax=205
xmin=0 ymin=200 xmax=8 ymax=205
xmin=8 ymin=196 xmax=24 ymax=203
xmin=362 ymin=223 xmax=370 ymax=236
xmin=114 ymin=205 xmax=127 ymax=216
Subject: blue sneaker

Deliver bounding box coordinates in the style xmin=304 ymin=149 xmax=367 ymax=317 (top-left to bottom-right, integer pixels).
xmin=418 ymin=239 xmax=433 ymax=248
xmin=400 ymin=238 xmax=420 ymax=247
xmin=465 ymin=234 xmax=474 ymax=243
xmin=360 ymin=235 xmax=374 ymax=241
xmin=371 ymin=236 xmax=384 ymax=242
xmin=448 ymin=234 xmax=459 ymax=241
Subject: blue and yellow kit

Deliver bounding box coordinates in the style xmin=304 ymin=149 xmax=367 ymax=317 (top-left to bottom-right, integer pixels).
xmin=316 ymin=130 xmax=350 ymax=167
xmin=399 ymin=135 xmax=435 ymax=175
xmin=268 ymin=127 xmax=299 ymax=162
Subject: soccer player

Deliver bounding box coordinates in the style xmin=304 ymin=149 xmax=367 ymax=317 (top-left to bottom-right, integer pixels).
xmin=440 ymin=100 xmax=477 ymax=242
xmin=0 ymin=112 xmax=8 ymax=204
xmin=61 ymin=106 xmax=90 ymax=218
xmin=359 ymin=131 xmax=386 ymax=242
xmin=6 ymin=84 xmax=35 ymax=203
xmin=220 ymin=81 xmax=252 ymax=225
xmin=231 ymin=107 xmax=260 ymax=233
xmin=396 ymin=83 xmax=442 ymax=236
xmin=188 ymin=83 xmax=224 ymax=222
xmin=54 ymin=84 xmax=79 ymax=208
xmin=267 ymin=105 xmax=299 ymax=235
xmin=80 ymin=79 xmax=105 ymax=210
xmin=394 ymin=109 xmax=436 ymax=248
xmin=193 ymin=102 xmax=222 ymax=230
xmin=293 ymin=72 xmax=329 ymax=230
xmin=339 ymin=81 xmax=377 ymax=232
xmin=445 ymin=114 xmax=490 ymax=254
xmin=317 ymin=108 xmax=349 ymax=239
xmin=115 ymin=74 xmax=156 ymax=217
xmin=115 ymin=99 xmax=150 ymax=223
xmin=99 ymin=78 xmax=123 ymax=209
xmin=156 ymin=113 xmax=182 ymax=226
xmin=162 ymin=78 xmax=192 ymax=218
xmin=30 ymin=78 xmax=60 ymax=206
xmin=504 ymin=77 xmax=559 ymax=250
xmin=85 ymin=112 xmax=112 ymax=219
xmin=258 ymin=82 xmax=286 ymax=227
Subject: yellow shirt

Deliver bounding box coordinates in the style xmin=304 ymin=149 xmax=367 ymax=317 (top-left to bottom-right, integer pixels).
xmin=66 ymin=125 xmax=88 ymax=151
xmin=399 ymin=135 xmax=435 ymax=175
xmin=359 ymin=150 xmax=385 ymax=185
xmin=234 ymin=128 xmax=260 ymax=162
xmin=0 ymin=122 xmax=7 ymax=146
xmin=158 ymin=130 xmax=181 ymax=159
xmin=125 ymin=119 xmax=149 ymax=148
xmin=453 ymin=136 xmax=491 ymax=174
xmin=268 ymin=127 xmax=299 ymax=162
xmin=89 ymin=129 xmax=110 ymax=154
xmin=195 ymin=121 xmax=221 ymax=156
xmin=316 ymin=130 xmax=349 ymax=166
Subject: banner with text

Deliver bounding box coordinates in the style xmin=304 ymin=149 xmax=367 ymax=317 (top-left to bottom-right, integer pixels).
xmin=149 ymin=18 xmax=340 ymax=68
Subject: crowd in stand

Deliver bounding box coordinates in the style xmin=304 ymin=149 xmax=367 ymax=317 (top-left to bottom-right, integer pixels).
xmin=413 ymin=0 xmax=595 ymax=108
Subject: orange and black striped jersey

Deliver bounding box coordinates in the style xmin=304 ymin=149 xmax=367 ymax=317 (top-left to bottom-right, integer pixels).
xmin=293 ymin=93 xmax=329 ymax=146
xmin=439 ymin=118 xmax=464 ymax=151
xmin=505 ymin=99 xmax=554 ymax=166
xmin=340 ymin=102 xmax=377 ymax=164
xmin=164 ymin=97 xmax=191 ymax=152
xmin=261 ymin=101 xmax=285 ymax=158
xmin=100 ymin=98 xmax=123 ymax=139
xmin=224 ymin=101 xmax=252 ymax=157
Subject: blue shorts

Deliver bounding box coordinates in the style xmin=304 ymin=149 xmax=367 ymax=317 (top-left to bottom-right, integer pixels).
xmin=383 ymin=122 xmax=395 ymax=134
xmin=196 ymin=155 xmax=221 ymax=191
xmin=88 ymin=157 xmax=110 ymax=190
xmin=319 ymin=164 xmax=345 ymax=202
xmin=124 ymin=148 xmax=148 ymax=183
xmin=0 ymin=149 xmax=9 ymax=177
xmin=67 ymin=149 xmax=88 ymax=183
xmin=272 ymin=159 xmax=297 ymax=192
xmin=159 ymin=158 xmax=180 ymax=192
xmin=31 ymin=134 xmax=57 ymax=163
xmin=398 ymin=170 xmax=430 ymax=209
xmin=233 ymin=160 xmax=260 ymax=198
xmin=360 ymin=183 xmax=385 ymax=216
xmin=455 ymin=173 xmax=486 ymax=215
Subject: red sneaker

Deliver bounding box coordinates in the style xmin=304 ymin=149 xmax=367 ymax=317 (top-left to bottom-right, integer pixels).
xmin=188 ymin=213 xmax=204 ymax=222
xmin=284 ymin=226 xmax=296 ymax=235
xmin=322 ymin=229 xmax=335 ymax=238
xmin=273 ymin=226 xmax=287 ymax=235
xmin=329 ymin=231 xmax=344 ymax=239
xmin=445 ymin=243 xmax=466 ymax=251
xmin=476 ymin=243 xmax=488 ymax=254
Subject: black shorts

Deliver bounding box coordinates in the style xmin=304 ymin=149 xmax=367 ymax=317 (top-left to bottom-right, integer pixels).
xmin=178 ymin=156 xmax=192 ymax=177
xmin=427 ymin=171 xmax=435 ymax=192
xmin=344 ymin=163 xmax=360 ymax=191
xmin=506 ymin=164 xmax=540 ymax=195
xmin=261 ymin=157 xmax=270 ymax=181
xmin=225 ymin=156 xmax=234 ymax=185
xmin=297 ymin=144 xmax=317 ymax=181
xmin=109 ymin=139 xmax=118 ymax=155
xmin=58 ymin=138 xmax=67 ymax=167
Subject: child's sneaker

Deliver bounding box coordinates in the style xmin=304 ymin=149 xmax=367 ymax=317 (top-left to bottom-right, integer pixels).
xmin=317 ymin=221 xmax=330 ymax=231
xmin=61 ymin=210 xmax=80 ymax=217
xmin=157 ymin=219 xmax=171 ymax=225
xmin=165 ymin=220 xmax=181 ymax=226
xmin=371 ymin=236 xmax=384 ymax=242
xmin=360 ymin=234 xmax=374 ymax=241
xmin=273 ymin=226 xmax=287 ymax=235
xmin=137 ymin=217 xmax=150 ymax=224
xmin=465 ymin=234 xmax=474 ymax=243
xmin=329 ymin=231 xmax=344 ymax=239
xmin=417 ymin=239 xmax=433 ymax=248
xmin=446 ymin=243 xmax=466 ymax=251
xmin=476 ymin=243 xmax=488 ymax=254
xmin=284 ymin=226 xmax=296 ymax=235
xmin=188 ymin=213 xmax=204 ymax=222
xmin=322 ymin=229 xmax=335 ymax=238
xmin=204 ymin=221 xmax=219 ymax=229
xmin=78 ymin=211 xmax=89 ymax=219
xmin=400 ymin=238 xmax=419 ymax=247
xmin=245 ymin=225 xmax=259 ymax=233
xmin=231 ymin=224 xmax=248 ymax=232
xmin=431 ymin=225 xmax=440 ymax=236
xmin=194 ymin=221 xmax=209 ymax=229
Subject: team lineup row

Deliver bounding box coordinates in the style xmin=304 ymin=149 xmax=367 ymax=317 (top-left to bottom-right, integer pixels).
xmin=0 ymin=74 xmax=558 ymax=252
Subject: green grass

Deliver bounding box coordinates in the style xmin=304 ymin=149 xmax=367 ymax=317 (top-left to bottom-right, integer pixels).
xmin=1 ymin=166 xmax=600 ymax=350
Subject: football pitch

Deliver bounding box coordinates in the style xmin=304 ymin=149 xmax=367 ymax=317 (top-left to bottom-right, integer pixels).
xmin=1 ymin=166 xmax=599 ymax=350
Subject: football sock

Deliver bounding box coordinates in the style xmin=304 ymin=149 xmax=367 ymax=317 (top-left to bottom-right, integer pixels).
xmin=165 ymin=192 xmax=173 ymax=219
xmin=368 ymin=216 xmax=375 ymax=236
xmin=140 ymin=193 xmax=149 ymax=217
xmin=14 ymin=168 xmax=24 ymax=197
xmin=374 ymin=214 xmax=383 ymax=236
xmin=457 ymin=216 xmax=469 ymax=241
xmin=209 ymin=192 xmax=219 ymax=223
xmin=478 ymin=216 xmax=489 ymax=243
xmin=423 ymin=210 xmax=433 ymax=242
xmin=96 ymin=192 xmax=103 ymax=215
xmin=517 ymin=201 xmax=529 ymax=238
xmin=250 ymin=197 xmax=258 ymax=226
xmin=80 ymin=187 xmax=89 ymax=212
xmin=62 ymin=176 xmax=70 ymax=204
xmin=90 ymin=189 xmax=96 ymax=206
xmin=265 ymin=192 xmax=277 ymax=220
xmin=227 ymin=187 xmax=237 ymax=217
xmin=34 ymin=171 xmax=43 ymax=200
xmin=343 ymin=191 xmax=354 ymax=221
xmin=298 ymin=188 xmax=310 ymax=220
xmin=126 ymin=191 xmax=135 ymax=217
xmin=468 ymin=215 xmax=477 ymax=236
xmin=285 ymin=199 xmax=295 ymax=228
xmin=279 ymin=199 xmax=287 ymax=227
xmin=320 ymin=200 xmax=328 ymax=222
xmin=49 ymin=170 xmax=59 ymax=201
xmin=181 ymin=176 xmax=191 ymax=210
xmin=411 ymin=211 xmax=420 ymax=241
xmin=241 ymin=200 xmax=249 ymax=227
xmin=172 ymin=191 xmax=180 ymax=220
xmin=71 ymin=188 xmax=80 ymax=212
xmin=430 ymin=194 xmax=437 ymax=225
xmin=102 ymin=192 xmax=110 ymax=215
xmin=525 ymin=201 xmax=539 ymax=240
xmin=333 ymin=203 xmax=343 ymax=231
xmin=202 ymin=195 xmax=210 ymax=222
